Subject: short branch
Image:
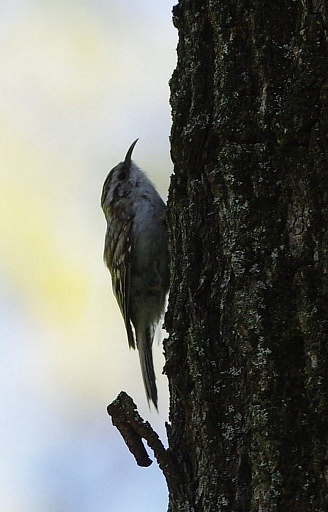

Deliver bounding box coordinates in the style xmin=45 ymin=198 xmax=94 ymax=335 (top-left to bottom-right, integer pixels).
xmin=107 ymin=391 xmax=180 ymax=491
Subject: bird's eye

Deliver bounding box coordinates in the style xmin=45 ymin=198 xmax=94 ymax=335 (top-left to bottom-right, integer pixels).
xmin=118 ymin=171 xmax=126 ymax=181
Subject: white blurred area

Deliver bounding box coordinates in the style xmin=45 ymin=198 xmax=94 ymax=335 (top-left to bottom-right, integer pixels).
xmin=0 ymin=1 xmax=176 ymax=511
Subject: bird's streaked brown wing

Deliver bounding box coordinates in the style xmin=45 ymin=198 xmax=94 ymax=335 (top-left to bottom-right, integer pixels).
xmin=104 ymin=220 xmax=135 ymax=349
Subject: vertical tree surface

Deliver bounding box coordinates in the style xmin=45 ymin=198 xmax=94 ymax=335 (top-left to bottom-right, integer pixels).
xmin=165 ymin=1 xmax=328 ymax=510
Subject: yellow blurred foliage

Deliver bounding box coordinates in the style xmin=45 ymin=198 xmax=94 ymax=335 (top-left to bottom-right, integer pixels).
xmin=0 ymin=123 xmax=88 ymax=325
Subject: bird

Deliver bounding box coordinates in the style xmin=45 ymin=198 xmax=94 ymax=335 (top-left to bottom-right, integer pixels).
xmin=101 ymin=139 xmax=169 ymax=408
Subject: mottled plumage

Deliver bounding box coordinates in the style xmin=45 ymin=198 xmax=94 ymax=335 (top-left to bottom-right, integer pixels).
xmin=101 ymin=140 xmax=169 ymax=408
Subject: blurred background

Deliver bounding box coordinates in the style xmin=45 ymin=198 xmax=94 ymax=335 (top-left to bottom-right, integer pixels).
xmin=0 ymin=1 xmax=176 ymax=511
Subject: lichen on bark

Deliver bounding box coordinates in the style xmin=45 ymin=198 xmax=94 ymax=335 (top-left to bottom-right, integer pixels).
xmin=165 ymin=1 xmax=328 ymax=511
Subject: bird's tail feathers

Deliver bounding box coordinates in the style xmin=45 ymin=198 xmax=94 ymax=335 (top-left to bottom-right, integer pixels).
xmin=137 ymin=326 xmax=158 ymax=410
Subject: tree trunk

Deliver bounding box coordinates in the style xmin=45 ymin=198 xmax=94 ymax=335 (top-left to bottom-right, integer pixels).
xmin=165 ymin=1 xmax=328 ymax=510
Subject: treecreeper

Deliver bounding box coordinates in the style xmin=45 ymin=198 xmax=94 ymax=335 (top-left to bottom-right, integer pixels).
xmin=101 ymin=140 xmax=169 ymax=409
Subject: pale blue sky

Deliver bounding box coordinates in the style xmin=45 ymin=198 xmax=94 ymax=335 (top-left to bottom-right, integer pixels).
xmin=0 ymin=1 xmax=176 ymax=510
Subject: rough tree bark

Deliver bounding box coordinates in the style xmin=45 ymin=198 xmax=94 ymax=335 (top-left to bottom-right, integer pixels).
xmin=107 ymin=1 xmax=328 ymax=511
xmin=164 ymin=1 xmax=328 ymax=511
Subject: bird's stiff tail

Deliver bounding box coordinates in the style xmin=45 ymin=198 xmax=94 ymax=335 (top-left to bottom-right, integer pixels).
xmin=137 ymin=326 xmax=158 ymax=409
